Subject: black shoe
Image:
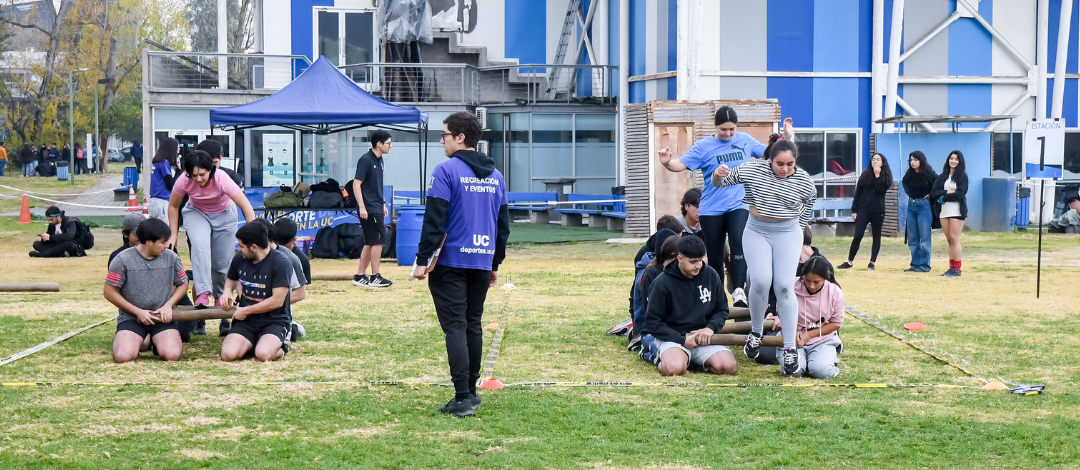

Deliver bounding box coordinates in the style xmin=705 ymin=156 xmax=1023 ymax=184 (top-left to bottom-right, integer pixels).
xmin=368 ymin=273 xmax=393 ymax=288
xmin=781 ymin=348 xmax=803 ymax=377
xmin=351 ymin=274 xmax=369 ymax=287
xmin=942 ymin=269 xmax=961 ymax=277
xmin=290 ymin=322 xmax=306 ymax=341
xmin=192 ymin=320 xmax=207 ymax=336
xmin=438 ymin=398 xmax=476 ymax=418
xmin=469 ymin=393 xmax=482 ymax=410
xmin=743 ymin=331 xmax=763 ymax=359
xmin=219 ymin=319 xmax=232 ymax=337
xmin=903 ymin=267 xmax=917 ymax=272
xmin=867 ymin=262 xmax=876 ymax=270
xmin=28 ymin=251 xmax=42 ymax=258
xmin=837 ymin=261 xmax=854 ymax=269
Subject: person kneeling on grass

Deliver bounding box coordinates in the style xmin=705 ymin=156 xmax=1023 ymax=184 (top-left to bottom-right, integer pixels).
xmin=769 ymin=256 xmax=845 ymax=378
xmin=219 ymin=223 xmax=293 ymax=362
xmin=642 ymin=235 xmax=736 ymax=376
xmin=106 ymin=218 xmax=190 ymax=363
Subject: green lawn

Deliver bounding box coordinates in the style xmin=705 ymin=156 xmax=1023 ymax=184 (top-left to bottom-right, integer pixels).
xmin=0 ymin=218 xmax=1077 ymax=469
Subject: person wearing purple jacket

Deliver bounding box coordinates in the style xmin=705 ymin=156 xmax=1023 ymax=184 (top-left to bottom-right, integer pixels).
xmin=411 ymin=112 xmax=511 ymax=418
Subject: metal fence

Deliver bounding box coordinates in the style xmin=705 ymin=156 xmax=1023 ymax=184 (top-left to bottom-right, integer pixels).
xmin=146 ymin=51 xmax=311 ymax=91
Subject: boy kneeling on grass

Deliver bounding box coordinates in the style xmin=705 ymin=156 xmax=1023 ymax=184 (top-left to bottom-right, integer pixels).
xmin=642 ymin=236 xmax=737 ymax=376
xmin=219 ymin=222 xmax=293 ymax=362
xmin=106 ymin=218 xmax=190 ymax=363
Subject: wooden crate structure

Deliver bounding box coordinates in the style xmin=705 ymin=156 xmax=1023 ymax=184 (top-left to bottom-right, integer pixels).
xmin=624 ymin=100 xmax=781 ymax=236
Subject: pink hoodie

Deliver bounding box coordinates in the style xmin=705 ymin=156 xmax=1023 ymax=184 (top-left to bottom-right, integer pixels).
xmin=781 ymin=278 xmax=845 ymax=347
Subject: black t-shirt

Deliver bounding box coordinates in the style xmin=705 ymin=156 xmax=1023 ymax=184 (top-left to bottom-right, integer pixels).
xmin=226 ymin=250 xmax=293 ymax=321
xmin=353 ymin=150 xmax=385 ymax=211
xmin=291 ymin=245 xmax=312 ymax=285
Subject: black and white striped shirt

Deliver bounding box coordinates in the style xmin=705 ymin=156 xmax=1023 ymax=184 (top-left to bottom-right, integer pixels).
xmin=712 ymin=160 xmax=817 ymax=227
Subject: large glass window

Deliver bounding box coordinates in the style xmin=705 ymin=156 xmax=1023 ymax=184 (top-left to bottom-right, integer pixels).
xmin=509 ymin=113 xmax=531 ymax=192
xmin=317 ymin=11 xmax=340 ymax=66
xmin=992 ymin=132 xmax=1023 ymax=177
xmin=316 ymin=9 xmax=376 ymax=67
xmin=531 ymin=114 xmax=573 ymax=184
xmin=794 ymin=130 xmax=859 ymax=198
xmin=1064 ymin=133 xmax=1080 ymax=181
xmin=574 ymin=114 xmax=617 ymax=194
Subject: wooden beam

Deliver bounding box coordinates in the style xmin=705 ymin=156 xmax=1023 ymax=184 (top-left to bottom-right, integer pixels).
xmin=311 ymin=273 xmax=353 ymax=281
xmin=710 ymin=333 xmax=783 ymax=347
xmin=0 ymin=282 xmax=60 ymax=292
xmin=152 ymin=306 xmax=234 ymax=322
xmin=717 ymin=320 xmax=773 ymax=334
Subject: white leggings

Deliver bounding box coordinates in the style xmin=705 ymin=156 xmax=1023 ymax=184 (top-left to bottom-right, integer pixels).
xmin=743 ymin=216 xmax=802 ymax=349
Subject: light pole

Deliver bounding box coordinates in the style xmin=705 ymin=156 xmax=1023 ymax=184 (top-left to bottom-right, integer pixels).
xmin=95 ymin=78 xmax=113 ymax=173
xmin=68 ymin=68 xmax=88 ymax=185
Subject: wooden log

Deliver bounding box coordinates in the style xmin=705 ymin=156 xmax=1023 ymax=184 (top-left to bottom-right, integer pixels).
xmin=717 ymin=320 xmax=774 ymax=334
xmin=311 ymin=273 xmax=354 ymax=281
xmin=152 ymin=306 xmax=234 ymax=322
xmin=710 ymin=333 xmax=783 ymax=347
xmin=727 ymin=307 xmax=749 ymax=320
xmin=0 ymin=282 xmax=60 ymax=292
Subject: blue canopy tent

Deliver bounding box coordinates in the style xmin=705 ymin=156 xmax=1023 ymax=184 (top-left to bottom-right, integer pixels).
xmin=209 ymin=55 xmax=430 ymax=195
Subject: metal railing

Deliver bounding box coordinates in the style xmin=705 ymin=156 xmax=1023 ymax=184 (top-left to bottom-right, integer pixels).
xmin=146 ymin=51 xmax=312 ymax=92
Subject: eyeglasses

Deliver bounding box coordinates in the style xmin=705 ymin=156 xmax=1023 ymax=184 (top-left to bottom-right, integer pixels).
xmin=440 ymin=132 xmax=457 ymax=138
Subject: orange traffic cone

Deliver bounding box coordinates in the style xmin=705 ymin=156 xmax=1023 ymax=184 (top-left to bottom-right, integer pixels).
xmin=478 ymin=378 xmax=505 ymax=390
xmin=126 ymin=185 xmax=138 ymax=211
xmin=17 ymin=194 xmax=32 ymax=224
xmin=142 ymin=197 xmax=149 ymax=216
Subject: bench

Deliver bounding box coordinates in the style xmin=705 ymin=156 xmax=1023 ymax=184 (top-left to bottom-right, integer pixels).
xmin=809 ymin=198 xmax=854 ymax=238
xmin=553 ymin=194 xmax=619 ymax=228
xmin=507 ymin=191 xmax=558 ymax=223
xmin=394 ymin=190 xmax=422 ymax=206
xmin=600 ymin=199 xmax=627 ymax=231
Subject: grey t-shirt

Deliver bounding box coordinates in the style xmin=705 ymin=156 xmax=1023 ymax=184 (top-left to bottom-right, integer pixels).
xmin=276 ymin=245 xmax=305 ymax=288
xmin=676 ymin=214 xmax=701 ymax=234
xmin=106 ymin=248 xmax=187 ymax=323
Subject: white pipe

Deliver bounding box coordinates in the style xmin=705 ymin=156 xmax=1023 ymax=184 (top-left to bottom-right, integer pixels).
xmin=619 ymin=0 xmax=629 ymax=186
xmin=1037 ymin=0 xmax=1050 ymax=119
xmin=899 ymin=11 xmax=961 ymax=63
xmin=899 ymin=75 xmax=1030 ymax=84
xmin=983 ymin=90 xmax=1035 ymax=132
xmin=895 ymin=96 xmax=938 ymax=133
xmin=1052 ymin=0 xmax=1074 ymax=119
xmin=676 ymin=0 xmax=690 ymax=99
xmin=218 ymin=0 xmax=228 ymax=89
xmin=883 ymin=0 xmax=905 ymax=133
xmin=872 ymin=0 xmax=884 ymax=133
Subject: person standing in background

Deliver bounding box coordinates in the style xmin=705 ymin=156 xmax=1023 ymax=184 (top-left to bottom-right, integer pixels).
xmin=838 ymin=153 xmax=893 ymax=271
xmin=0 ymin=142 xmax=7 ymax=177
xmin=132 ymin=140 xmax=144 ymax=173
xmin=931 ymin=151 xmax=968 ymax=277
xmin=902 ymin=151 xmax=937 ymax=273
xmin=21 ymin=143 xmax=35 ymax=177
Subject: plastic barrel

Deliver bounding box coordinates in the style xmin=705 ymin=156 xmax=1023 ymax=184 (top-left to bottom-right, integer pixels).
xmin=982 ymin=177 xmax=1017 ymax=232
xmin=56 ymin=165 xmax=69 ymax=181
xmin=395 ymin=208 xmax=425 ymax=266
xmin=1016 ymin=197 xmax=1030 ymax=229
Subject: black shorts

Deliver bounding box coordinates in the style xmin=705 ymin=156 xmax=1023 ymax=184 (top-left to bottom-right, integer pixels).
xmin=359 ymin=212 xmax=386 ymax=246
xmin=228 ymin=316 xmax=291 ymax=353
xmin=116 ymin=319 xmax=194 ymax=343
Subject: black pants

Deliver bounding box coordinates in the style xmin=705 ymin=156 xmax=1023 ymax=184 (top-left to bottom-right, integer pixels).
xmin=429 ymin=264 xmax=491 ymax=396
xmin=699 ymin=209 xmax=748 ymax=291
xmin=33 ymin=240 xmax=82 ymax=257
xmin=848 ymin=212 xmax=885 ymax=262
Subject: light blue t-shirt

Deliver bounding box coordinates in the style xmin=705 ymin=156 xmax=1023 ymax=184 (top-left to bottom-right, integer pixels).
xmin=677 ymin=133 xmax=767 ymax=216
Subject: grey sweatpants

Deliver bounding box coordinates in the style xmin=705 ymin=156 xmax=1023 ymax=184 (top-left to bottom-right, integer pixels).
xmin=743 ymin=216 xmax=802 ymax=349
xmin=183 ymin=204 xmax=237 ymax=298
xmin=774 ymin=334 xmax=842 ymax=378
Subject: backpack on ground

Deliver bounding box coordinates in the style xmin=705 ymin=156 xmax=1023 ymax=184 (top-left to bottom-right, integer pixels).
xmin=335 ymin=223 xmax=366 ymax=258
xmin=70 ymin=217 xmax=94 ymax=250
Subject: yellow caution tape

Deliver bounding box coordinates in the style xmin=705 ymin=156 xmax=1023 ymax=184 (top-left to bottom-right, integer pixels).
xmin=478 ymin=291 xmax=512 ymax=384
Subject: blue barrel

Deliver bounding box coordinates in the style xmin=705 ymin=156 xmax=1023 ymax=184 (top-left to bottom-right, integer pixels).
xmin=396 ymin=208 xmax=425 ymax=266
xmin=56 ymin=165 xmax=69 ymax=181
xmin=982 ymin=177 xmax=1017 ymax=232
xmin=1016 ymin=196 xmax=1030 ymax=229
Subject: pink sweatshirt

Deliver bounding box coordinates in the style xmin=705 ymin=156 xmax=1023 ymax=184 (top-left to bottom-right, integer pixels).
xmin=173 ymin=170 xmax=241 ymax=214
xmin=783 ymin=279 xmax=845 ymax=347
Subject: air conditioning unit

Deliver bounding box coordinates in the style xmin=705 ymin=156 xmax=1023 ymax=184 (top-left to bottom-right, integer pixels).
xmin=476 ymin=140 xmax=490 ymax=155
xmin=475 ymin=107 xmax=488 ymax=130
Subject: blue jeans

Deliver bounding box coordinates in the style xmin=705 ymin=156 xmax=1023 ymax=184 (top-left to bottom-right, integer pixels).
xmin=0 ymin=159 xmax=6 ymax=176
xmin=906 ymin=198 xmax=933 ymax=271
xmin=23 ymin=162 xmax=34 ymax=176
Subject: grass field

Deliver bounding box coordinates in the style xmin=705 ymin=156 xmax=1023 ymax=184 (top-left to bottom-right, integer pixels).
xmin=0 ymin=216 xmax=1078 ymax=469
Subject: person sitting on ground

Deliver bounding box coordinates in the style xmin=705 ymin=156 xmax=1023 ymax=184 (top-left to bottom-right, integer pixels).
xmin=767 ymin=256 xmax=844 ymax=378
xmin=612 ymin=215 xmax=687 ymax=336
xmin=220 ymin=223 xmax=294 ymax=362
xmin=109 ymin=213 xmax=147 ymax=265
xmin=634 ymin=214 xmax=685 ymax=265
xmin=677 ymin=188 xmax=703 ymax=236
xmin=628 ymin=233 xmax=680 ymax=352
xmin=30 ymin=206 xmax=85 ymax=258
xmin=273 ymin=218 xmax=311 ymax=285
xmin=105 ymin=218 xmax=190 ymax=363
xmin=250 ymin=218 xmax=307 ymax=304
xmin=641 ymin=235 xmax=736 ymax=376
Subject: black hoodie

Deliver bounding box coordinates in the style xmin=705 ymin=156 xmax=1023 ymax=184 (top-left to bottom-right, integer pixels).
xmin=416 ymin=149 xmax=511 ymax=271
xmin=644 ymin=261 xmax=728 ymax=345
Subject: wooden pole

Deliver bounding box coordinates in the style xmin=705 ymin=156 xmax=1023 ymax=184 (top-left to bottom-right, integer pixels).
xmin=710 ymin=333 xmax=783 ymax=347
xmin=718 ymin=320 xmax=773 ymax=334
xmin=311 ymin=273 xmax=354 ymax=281
xmin=727 ymin=307 xmax=749 ymax=320
xmin=151 ymin=306 xmax=234 ymax=322
xmin=0 ymin=282 xmax=61 ymax=292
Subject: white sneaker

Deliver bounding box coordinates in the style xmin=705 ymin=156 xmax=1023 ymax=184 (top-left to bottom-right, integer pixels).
xmin=731 ymin=288 xmax=748 ymax=308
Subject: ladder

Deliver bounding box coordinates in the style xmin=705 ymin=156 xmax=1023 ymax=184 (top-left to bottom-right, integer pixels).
xmin=545 ymin=0 xmax=583 ymax=100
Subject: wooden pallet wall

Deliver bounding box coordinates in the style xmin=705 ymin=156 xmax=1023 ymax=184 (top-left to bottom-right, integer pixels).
xmin=624 ymin=104 xmax=652 ymax=236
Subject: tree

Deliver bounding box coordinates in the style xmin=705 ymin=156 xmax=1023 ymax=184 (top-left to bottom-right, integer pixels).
xmin=186 ymin=0 xmax=255 ymax=53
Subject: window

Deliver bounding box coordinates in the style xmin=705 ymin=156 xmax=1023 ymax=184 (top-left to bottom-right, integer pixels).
xmin=315 ymin=9 xmax=376 ymax=67
xmin=992 ymin=132 xmax=1023 ymax=177
xmin=793 ymin=129 xmax=860 ymax=198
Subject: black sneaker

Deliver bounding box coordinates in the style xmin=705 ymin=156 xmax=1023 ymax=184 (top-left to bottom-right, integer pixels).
xmin=469 ymin=393 xmax=482 ymax=410
xmin=438 ymin=398 xmax=476 ymax=418
xmin=192 ymin=320 xmax=207 ymax=336
xmin=28 ymin=251 xmax=42 ymax=258
xmin=867 ymin=262 xmax=876 ymax=270
xmin=351 ymin=274 xmax=369 ymax=287
xmin=743 ymin=331 xmax=763 ymax=359
xmin=219 ymin=319 xmax=231 ymax=337
xmin=942 ymin=269 xmax=961 ymax=277
xmin=903 ymin=267 xmax=917 ymax=272
xmin=290 ymin=322 xmax=306 ymax=341
xmin=837 ymin=261 xmax=854 ymax=269
xmin=781 ymin=348 xmax=803 ymax=376
xmin=368 ymin=273 xmax=393 ymax=288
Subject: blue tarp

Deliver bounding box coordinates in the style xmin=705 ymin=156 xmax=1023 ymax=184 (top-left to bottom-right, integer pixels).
xmin=209 ymin=56 xmax=428 ymax=128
